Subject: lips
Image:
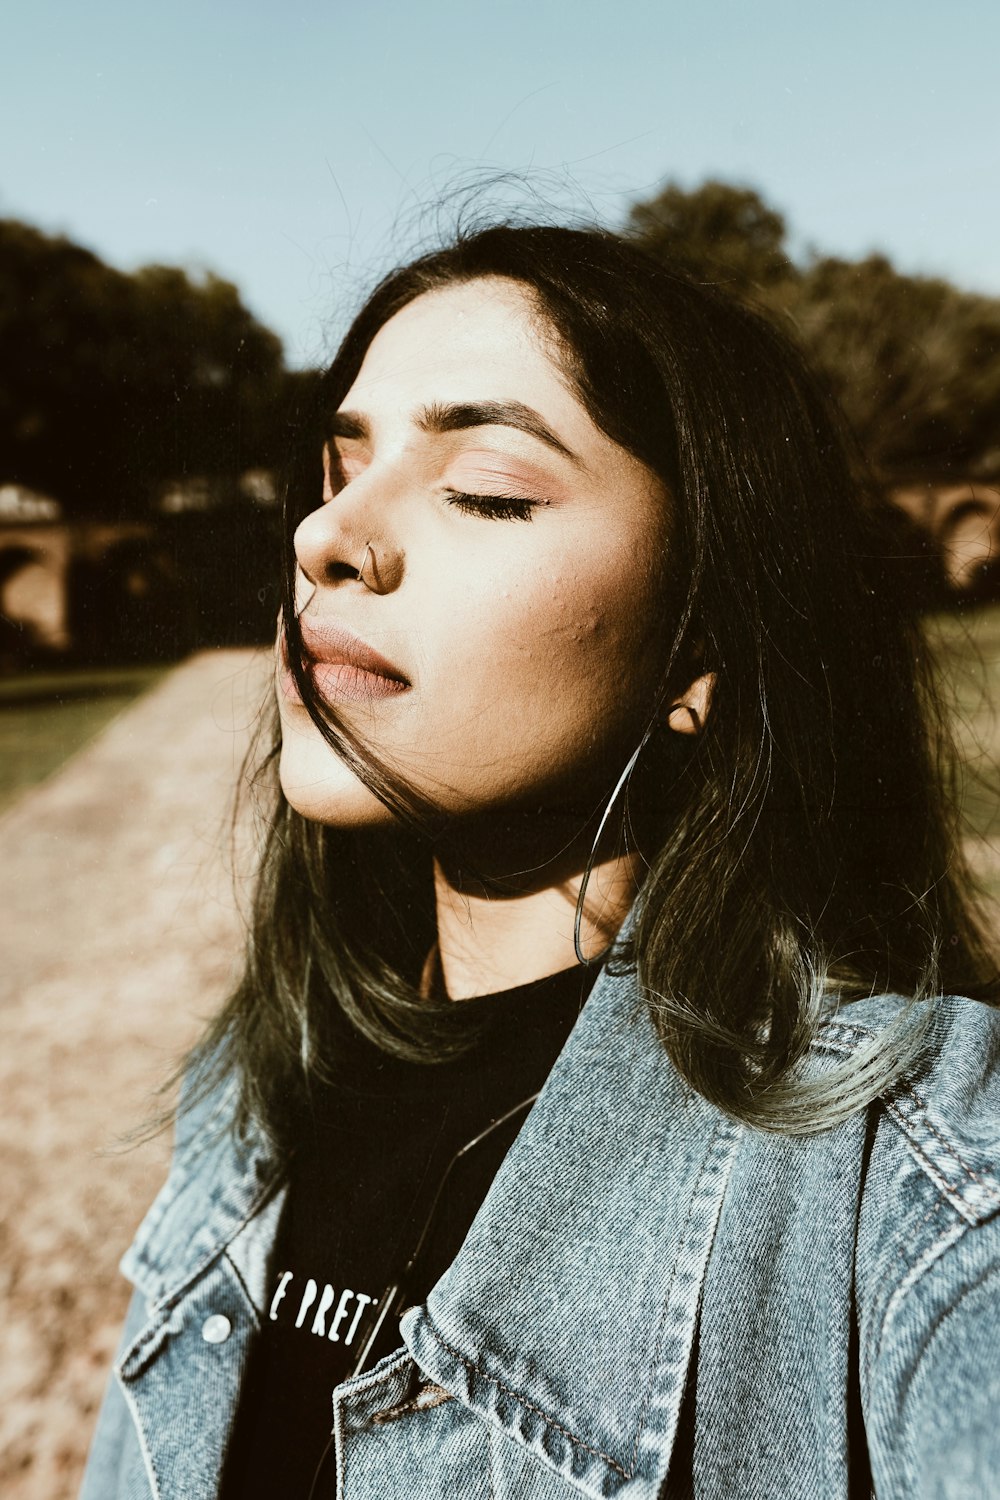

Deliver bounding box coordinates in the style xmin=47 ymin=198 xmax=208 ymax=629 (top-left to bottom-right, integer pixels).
xmin=281 ymin=619 xmax=410 ymax=705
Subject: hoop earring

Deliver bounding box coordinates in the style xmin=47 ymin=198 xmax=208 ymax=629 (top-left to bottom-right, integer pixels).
xmin=573 ymin=725 xmax=654 ymax=966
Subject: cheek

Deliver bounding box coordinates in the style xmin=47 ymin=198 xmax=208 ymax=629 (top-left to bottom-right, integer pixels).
xmin=440 ymin=561 xmax=660 ymax=743
xmin=550 ymin=585 xmax=661 ymax=733
xmin=521 ymin=563 xmax=655 ymax=677
xmin=536 ymin=576 xmax=608 ymax=653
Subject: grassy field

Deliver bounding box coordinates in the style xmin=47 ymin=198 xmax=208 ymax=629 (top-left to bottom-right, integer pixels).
xmin=925 ymin=604 xmax=1000 ymax=855
xmin=0 ymin=665 xmax=168 ymax=815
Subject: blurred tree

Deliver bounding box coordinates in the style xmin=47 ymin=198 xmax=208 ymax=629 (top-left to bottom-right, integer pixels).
xmin=788 ymin=256 xmax=1000 ymax=476
xmin=625 ymin=181 xmax=1000 ymax=482
xmin=624 ymin=179 xmax=799 ymax=297
xmin=0 ymin=219 xmax=290 ymax=517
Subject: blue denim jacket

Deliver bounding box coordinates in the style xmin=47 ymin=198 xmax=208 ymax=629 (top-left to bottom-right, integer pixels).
xmin=81 ymin=964 xmax=1000 ymax=1499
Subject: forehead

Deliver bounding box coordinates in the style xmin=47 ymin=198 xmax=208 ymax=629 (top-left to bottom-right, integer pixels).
xmin=343 ymin=279 xmax=574 ymax=411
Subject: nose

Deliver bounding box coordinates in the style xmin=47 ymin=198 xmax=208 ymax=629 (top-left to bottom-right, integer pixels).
xmin=293 ymin=453 xmax=404 ymax=596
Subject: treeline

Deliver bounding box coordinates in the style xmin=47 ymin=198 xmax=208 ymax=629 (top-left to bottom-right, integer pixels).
xmin=0 ymin=218 xmax=318 ymax=519
xmin=625 ymin=180 xmax=1000 ymax=481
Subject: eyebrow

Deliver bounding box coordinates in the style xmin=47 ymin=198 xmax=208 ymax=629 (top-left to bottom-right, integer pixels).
xmin=330 ymin=400 xmax=581 ymax=465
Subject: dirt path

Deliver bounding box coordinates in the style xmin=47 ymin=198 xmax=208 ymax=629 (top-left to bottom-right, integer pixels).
xmin=0 ymin=649 xmax=269 ymax=1499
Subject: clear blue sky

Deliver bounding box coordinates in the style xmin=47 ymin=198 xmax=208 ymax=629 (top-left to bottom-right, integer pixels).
xmin=3 ymin=0 xmax=998 ymax=367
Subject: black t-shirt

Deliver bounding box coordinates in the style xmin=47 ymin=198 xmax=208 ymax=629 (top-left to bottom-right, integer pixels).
xmin=219 ymin=962 xmax=596 ymax=1500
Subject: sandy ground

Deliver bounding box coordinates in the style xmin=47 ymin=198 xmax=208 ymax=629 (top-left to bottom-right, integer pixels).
xmin=0 ymin=649 xmax=270 ymax=1500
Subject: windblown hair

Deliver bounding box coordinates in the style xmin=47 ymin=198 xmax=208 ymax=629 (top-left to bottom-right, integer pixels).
xmin=189 ymin=222 xmax=995 ymax=1146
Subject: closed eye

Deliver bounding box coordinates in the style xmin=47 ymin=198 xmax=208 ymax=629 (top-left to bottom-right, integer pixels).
xmin=446 ymin=491 xmax=540 ymax=522
xmin=323 ymin=442 xmax=355 ymax=498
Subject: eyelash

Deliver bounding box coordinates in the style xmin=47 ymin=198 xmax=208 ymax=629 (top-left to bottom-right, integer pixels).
xmin=445 ymin=491 xmax=539 ymax=522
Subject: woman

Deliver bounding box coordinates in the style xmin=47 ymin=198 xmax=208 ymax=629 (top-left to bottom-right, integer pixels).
xmin=82 ymin=224 xmax=1000 ymax=1499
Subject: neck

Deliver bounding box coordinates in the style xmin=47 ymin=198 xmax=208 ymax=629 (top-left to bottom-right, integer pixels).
xmin=431 ymin=823 xmax=642 ymax=1000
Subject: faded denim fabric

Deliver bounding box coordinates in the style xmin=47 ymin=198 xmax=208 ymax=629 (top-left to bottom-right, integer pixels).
xmin=80 ymin=966 xmax=1000 ymax=1499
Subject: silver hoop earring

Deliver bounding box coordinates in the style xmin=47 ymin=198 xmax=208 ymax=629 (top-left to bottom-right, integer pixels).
xmin=356 ymin=541 xmax=374 ymax=587
xmin=573 ymin=725 xmax=654 ymax=966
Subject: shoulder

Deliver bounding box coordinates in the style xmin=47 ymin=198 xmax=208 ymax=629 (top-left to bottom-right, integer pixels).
xmin=818 ymin=992 xmax=1000 ymax=1216
xmin=823 ymin=996 xmax=1000 ymax=1493
xmin=825 ymin=997 xmax=1000 ymax=1394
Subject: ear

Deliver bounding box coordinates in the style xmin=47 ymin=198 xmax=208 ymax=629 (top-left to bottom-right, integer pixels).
xmin=666 ymin=672 xmax=715 ymax=735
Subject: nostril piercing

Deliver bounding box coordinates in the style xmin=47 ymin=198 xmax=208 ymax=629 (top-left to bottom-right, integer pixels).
xmin=357 ymin=542 xmax=374 ymax=585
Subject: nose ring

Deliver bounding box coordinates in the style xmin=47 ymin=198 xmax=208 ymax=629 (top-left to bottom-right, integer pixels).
xmin=356 ymin=541 xmax=374 ymax=587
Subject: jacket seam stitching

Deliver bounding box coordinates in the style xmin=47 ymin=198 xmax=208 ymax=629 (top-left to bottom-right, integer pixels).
xmin=118 ymin=1364 xmax=164 ymax=1500
xmin=881 ymin=1102 xmax=970 ymax=1212
xmin=420 ymin=1321 xmax=630 ymax=1477
xmin=881 ymin=1099 xmax=994 ymax=1221
xmin=905 ymin=1085 xmax=996 ymax=1193
xmin=812 ymin=1023 xmax=878 ymax=1051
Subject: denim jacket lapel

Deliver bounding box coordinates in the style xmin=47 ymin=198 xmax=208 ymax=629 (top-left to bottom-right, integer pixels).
xmin=402 ymin=965 xmax=743 ymax=1499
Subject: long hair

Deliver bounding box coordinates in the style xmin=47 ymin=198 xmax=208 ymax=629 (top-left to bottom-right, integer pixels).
xmin=188 ymin=223 xmax=995 ymax=1145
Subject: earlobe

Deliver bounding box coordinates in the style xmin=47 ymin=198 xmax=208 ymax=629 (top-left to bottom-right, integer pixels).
xmin=666 ymin=672 xmax=715 ymax=735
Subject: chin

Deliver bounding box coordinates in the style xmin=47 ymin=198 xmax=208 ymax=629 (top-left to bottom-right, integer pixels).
xmin=277 ymin=741 xmax=396 ymax=828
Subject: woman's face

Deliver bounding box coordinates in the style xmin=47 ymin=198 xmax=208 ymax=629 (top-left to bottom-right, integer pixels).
xmin=278 ymin=277 xmax=670 ymax=829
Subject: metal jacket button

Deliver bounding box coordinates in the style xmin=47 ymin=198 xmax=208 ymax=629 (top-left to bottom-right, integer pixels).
xmin=201 ymin=1314 xmax=232 ymax=1344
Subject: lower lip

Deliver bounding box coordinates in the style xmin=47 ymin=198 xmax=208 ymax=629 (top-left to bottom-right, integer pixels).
xmin=280 ymin=663 xmax=409 ymax=705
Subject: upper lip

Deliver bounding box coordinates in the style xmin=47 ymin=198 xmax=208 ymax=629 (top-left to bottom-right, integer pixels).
xmin=296 ymin=618 xmax=410 ymax=684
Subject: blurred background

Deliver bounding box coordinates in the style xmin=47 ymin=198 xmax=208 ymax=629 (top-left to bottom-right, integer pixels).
xmin=2 ymin=0 xmax=1000 ymax=1494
